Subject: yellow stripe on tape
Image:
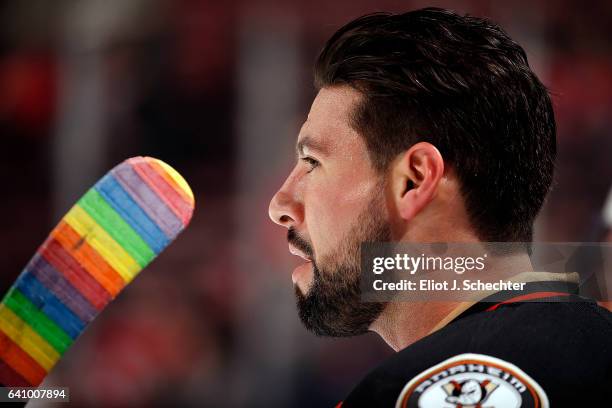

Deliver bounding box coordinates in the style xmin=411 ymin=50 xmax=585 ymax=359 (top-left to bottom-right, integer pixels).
xmin=152 ymin=159 xmax=195 ymax=203
xmin=64 ymin=205 xmax=140 ymax=283
xmin=0 ymin=306 xmax=59 ymax=372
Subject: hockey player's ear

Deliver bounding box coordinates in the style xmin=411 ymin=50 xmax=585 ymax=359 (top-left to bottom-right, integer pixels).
xmin=391 ymin=142 xmax=444 ymax=222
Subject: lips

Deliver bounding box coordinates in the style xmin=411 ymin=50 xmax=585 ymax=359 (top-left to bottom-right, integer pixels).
xmin=289 ymin=244 xmax=312 ymax=262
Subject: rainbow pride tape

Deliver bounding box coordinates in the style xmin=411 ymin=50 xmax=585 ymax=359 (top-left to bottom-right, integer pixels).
xmin=0 ymin=157 xmax=194 ymax=386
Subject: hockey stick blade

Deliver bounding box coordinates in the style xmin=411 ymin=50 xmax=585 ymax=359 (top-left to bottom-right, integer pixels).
xmin=0 ymin=156 xmax=195 ymax=388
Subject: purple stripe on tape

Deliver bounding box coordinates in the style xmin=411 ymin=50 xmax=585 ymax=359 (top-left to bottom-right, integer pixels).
xmin=112 ymin=163 xmax=183 ymax=239
xmin=27 ymin=254 xmax=97 ymax=324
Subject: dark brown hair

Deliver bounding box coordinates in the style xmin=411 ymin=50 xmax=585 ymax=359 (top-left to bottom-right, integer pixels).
xmin=314 ymin=8 xmax=556 ymax=242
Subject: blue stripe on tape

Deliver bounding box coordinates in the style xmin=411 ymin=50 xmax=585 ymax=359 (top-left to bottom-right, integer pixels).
xmin=15 ymin=273 xmax=84 ymax=339
xmin=95 ymin=174 xmax=169 ymax=254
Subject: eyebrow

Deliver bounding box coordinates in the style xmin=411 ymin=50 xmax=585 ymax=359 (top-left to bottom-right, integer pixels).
xmin=296 ymin=135 xmax=330 ymax=158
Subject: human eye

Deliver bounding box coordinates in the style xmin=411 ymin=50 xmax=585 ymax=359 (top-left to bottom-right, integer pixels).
xmin=300 ymin=156 xmax=320 ymax=173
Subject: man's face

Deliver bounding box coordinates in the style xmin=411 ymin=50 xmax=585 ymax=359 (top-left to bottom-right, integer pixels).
xmin=269 ymin=86 xmax=389 ymax=336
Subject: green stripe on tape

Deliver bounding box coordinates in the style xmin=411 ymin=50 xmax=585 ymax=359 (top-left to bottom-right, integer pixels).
xmin=78 ymin=189 xmax=155 ymax=267
xmin=3 ymin=288 xmax=73 ymax=354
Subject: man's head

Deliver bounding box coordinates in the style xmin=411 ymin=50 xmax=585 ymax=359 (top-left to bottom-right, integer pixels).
xmin=268 ymin=8 xmax=556 ymax=337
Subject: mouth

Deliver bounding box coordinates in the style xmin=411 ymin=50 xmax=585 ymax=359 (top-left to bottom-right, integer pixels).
xmin=288 ymin=244 xmax=312 ymax=262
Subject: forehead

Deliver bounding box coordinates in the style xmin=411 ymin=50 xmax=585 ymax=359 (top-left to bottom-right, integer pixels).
xmin=298 ymin=86 xmax=364 ymax=153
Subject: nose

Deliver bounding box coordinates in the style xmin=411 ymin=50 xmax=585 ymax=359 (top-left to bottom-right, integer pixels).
xmin=269 ymin=176 xmax=303 ymax=229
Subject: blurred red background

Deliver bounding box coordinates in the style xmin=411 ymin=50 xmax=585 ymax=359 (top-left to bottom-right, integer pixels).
xmin=0 ymin=0 xmax=611 ymax=406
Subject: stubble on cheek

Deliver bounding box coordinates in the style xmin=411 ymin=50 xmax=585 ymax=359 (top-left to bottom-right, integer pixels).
xmin=306 ymin=161 xmax=380 ymax=255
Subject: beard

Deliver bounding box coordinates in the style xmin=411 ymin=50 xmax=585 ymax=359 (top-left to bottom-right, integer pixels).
xmin=288 ymin=190 xmax=390 ymax=337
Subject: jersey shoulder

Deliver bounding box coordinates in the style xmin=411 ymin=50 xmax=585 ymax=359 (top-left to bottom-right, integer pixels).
xmin=341 ymin=301 xmax=612 ymax=407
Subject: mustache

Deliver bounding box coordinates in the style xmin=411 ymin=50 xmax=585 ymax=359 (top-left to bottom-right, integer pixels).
xmin=287 ymin=228 xmax=314 ymax=259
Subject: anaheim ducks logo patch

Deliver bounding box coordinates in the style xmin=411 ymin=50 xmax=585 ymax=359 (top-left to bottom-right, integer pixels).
xmin=395 ymin=353 xmax=549 ymax=408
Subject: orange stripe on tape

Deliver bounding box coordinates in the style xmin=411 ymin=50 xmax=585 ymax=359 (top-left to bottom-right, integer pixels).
xmin=52 ymin=221 xmax=126 ymax=297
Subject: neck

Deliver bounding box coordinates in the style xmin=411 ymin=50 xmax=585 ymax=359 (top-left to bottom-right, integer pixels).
xmin=370 ymin=250 xmax=535 ymax=351
xmin=370 ymin=301 xmax=460 ymax=351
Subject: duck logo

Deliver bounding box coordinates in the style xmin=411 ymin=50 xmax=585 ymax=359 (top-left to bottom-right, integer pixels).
xmin=443 ymin=378 xmax=498 ymax=406
xmin=395 ymin=354 xmax=549 ymax=408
